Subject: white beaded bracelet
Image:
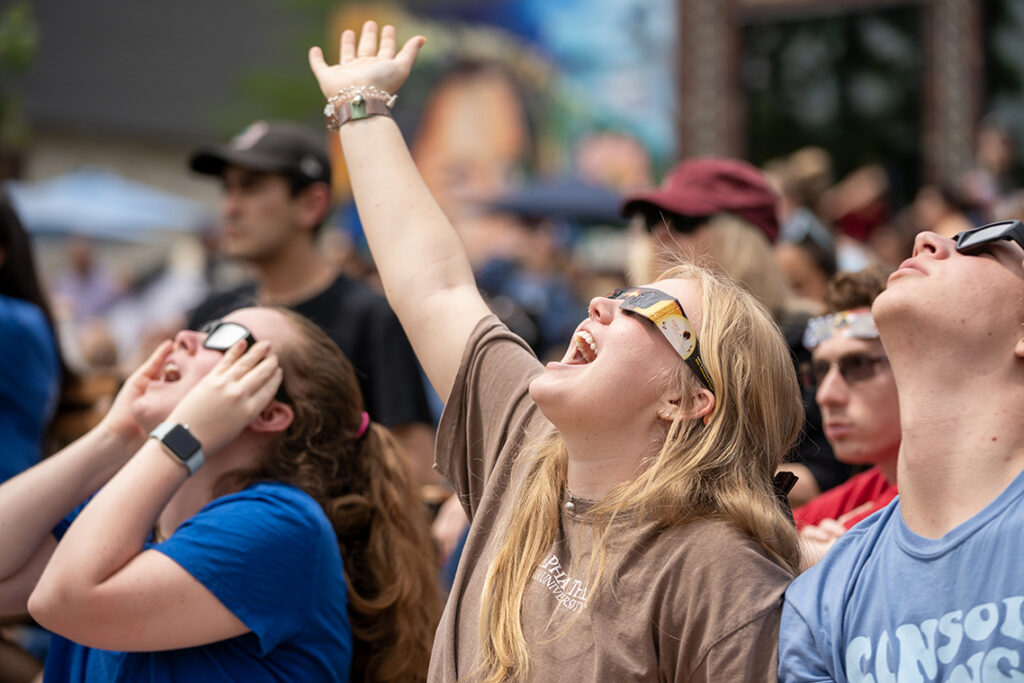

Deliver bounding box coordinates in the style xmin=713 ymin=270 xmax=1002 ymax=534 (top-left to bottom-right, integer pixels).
xmin=323 ymin=86 xmax=398 ymax=131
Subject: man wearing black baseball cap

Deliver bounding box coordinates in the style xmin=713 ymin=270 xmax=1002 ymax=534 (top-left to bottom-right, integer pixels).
xmin=187 ymin=121 xmax=436 ymax=486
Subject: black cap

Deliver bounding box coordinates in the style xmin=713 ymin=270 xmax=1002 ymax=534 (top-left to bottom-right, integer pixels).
xmin=189 ymin=121 xmax=331 ymax=187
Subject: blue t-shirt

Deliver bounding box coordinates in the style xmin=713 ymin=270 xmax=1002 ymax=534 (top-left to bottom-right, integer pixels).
xmin=0 ymin=294 xmax=60 ymax=483
xmin=779 ymin=468 xmax=1024 ymax=683
xmin=46 ymin=482 xmax=352 ymax=682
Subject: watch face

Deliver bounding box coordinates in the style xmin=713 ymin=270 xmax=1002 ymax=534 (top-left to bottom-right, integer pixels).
xmin=163 ymin=424 xmax=201 ymax=459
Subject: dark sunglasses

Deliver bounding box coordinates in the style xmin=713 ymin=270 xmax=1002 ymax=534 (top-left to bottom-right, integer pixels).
xmin=607 ymin=287 xmax=715 ymax=393
xmin=198 ymin=320 xmax=290 ymax=403
xmin=953 ymin=219 xmax=1024 ymax=255
xmin=802 ymin=354 xmax=889 ymax=390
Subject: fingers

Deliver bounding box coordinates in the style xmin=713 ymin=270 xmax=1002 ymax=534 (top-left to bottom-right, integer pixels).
xmin=395 ymin=35 xmax=426 ymax=70
xmin=836 ymin=501 xmax=874 ymax=525
xmin=308 ymin=46 xmax=327 ymax=76
xmin=136 ymin=340 xmax=173 ymax=382
xmin=816 ymin=518 xmax=847 ymax=539
xmin=213 ymin=338 xmax=251 ymax=375
xmin=340 ymin=29 xmax=356 ymax=63
xmin=378 ymin=24 xmax=396 ymax=59
xmin=356 ymin=20 xmax=378 ymax=58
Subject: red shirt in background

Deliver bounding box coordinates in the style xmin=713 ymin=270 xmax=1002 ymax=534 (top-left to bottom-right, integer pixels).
xmin=793 ymin=466 xmax=898 ymax=530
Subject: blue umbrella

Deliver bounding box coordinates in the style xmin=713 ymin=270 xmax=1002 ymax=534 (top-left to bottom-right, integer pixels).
xmin=5 ymin=167 xmax=209 ymax=242
xmin=485 ymin=176 xmax=625 ymax=225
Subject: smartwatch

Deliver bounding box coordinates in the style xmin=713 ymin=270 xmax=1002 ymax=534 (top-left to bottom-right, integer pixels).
xmin=149 ymin=422 xmax=205 ymax=475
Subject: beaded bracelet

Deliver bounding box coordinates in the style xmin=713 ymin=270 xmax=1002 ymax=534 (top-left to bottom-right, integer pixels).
xmin=323 ymin=86 xmax=398 ymax=131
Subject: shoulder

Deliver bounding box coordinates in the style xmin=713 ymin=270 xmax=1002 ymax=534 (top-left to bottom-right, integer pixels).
xmin=0 ymin=296 xmax=52 ymax=341
xmin=657 ymin=518 xmax=792 ymax=586
xmin=444 ymin=315 xmax=544 ymax=419
xmin=777 ymin=509 xmax=897 ymax=682
xmin=652 ymin=519 xmax=792 ymax=623
xmin=187 ymin=482 xmax=334 ymax=554
xmin=0 ymin=297 xmax=58 ymax=377
xmin=645 ymin=520 xmax=791 ymax=680
xmin=786 ymin=501 xmax=896 ymax=613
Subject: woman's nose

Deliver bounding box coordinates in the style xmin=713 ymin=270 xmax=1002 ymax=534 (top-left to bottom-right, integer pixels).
xmin=173 ymin=329 xmax=201 ymax=354
xmin=587 ymin=296 xmax=616 ymax=323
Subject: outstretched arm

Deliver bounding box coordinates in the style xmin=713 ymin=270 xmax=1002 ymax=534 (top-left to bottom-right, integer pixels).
xmin=309 ymin=22 xmax=492 ymax=402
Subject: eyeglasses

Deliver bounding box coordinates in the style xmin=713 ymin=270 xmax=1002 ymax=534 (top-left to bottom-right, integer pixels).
xmin=198 ymin=320 xmax=290 ymax=403
xmin=606 ymin=287 xmax=715 ymax=393
xmin=802 ymin=354 xmax=889 ymax=390
xmin=953 ymin=219 xmax=1024 ymax=255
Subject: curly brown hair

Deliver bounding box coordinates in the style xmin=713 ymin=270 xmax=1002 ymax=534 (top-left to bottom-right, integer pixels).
xmin=824 ymin=268 xmax=888 ymax=313
xmin=226 ymin=309 xmax=442 ymax=682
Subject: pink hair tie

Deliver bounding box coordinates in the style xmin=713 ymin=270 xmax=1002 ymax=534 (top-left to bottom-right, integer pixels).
xmin=356 ymin=411 xmax=371 ymax=440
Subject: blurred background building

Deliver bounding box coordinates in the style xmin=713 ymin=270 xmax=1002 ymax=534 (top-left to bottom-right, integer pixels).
xmin=0 ymin=0 xmax=1021 ymax=369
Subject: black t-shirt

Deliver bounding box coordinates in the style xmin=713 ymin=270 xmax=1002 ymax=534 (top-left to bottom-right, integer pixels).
xmin=188 ymin=274 xmax=432 ymax=428
xmin=778 ymin=309 xmax=851 ymax=493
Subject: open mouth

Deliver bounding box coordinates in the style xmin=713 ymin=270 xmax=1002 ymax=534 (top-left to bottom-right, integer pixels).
xmin=568 ymin=330 xmax=597 ymax=365
xmin=162 ymin=361 xmax=181 ymax=383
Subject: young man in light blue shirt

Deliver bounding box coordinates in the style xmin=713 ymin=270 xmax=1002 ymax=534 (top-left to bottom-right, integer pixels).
xmin=779 ymin=221 xmax=1024 ymax=683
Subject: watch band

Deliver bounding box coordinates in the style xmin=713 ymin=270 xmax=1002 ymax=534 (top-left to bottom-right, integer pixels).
xmin=149 ymin=422 xmax=205 ymax=475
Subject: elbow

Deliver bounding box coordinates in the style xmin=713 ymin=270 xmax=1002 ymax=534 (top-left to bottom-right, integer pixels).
xmin=27 ymin=581 xmax=61 ymax=630
xmin=27 ymin=575 xmax=80 ymax=635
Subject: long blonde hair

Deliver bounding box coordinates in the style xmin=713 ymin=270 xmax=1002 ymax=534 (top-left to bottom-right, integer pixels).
xmin=472 ymin=263 xmax=803 ymax=682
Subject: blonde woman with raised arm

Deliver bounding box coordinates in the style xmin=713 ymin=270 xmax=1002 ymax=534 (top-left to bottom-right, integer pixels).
xmin=310 ymin=22 xmax=802 ymax=682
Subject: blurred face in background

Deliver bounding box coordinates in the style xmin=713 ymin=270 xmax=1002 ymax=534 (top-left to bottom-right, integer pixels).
xmin=219 ymin=166 xmax=302 ymax=264
xmin=813 ymin=336 xmax=900 ymax=472
xmin=775 ymin=242 xmax=829 ymax=303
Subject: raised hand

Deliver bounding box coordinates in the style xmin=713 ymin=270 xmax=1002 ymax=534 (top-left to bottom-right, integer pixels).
xmin=99 ymin=340 xmax=173 ymax=445
xmin=308 ymin=21 xmax=425 ymax=99
xmin=166 ymin=340 xmax=283 ymax=456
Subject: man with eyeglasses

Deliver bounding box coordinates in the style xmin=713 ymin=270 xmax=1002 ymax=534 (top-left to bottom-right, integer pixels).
xmin=779 ymin=220 xmax=1024 ymax=682
xmin=791 ymin=270 xmax=899 ymax=571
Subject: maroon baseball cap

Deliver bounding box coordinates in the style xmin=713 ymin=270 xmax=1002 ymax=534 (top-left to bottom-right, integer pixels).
xmin=621 ymin=156 xmax=780 ymax=242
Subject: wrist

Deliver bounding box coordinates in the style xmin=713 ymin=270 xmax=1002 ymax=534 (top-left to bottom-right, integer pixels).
xmin=94 ymin=418 xmax=147 ymax=457
xmin=148 ymin=422 xmax=205 ymax=475
xmin=323 ymin=86 xmax=397 ymax=131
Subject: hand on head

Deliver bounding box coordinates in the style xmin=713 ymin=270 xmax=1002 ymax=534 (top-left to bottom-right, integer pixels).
xmin=308 ymin=21 xmax=425 ymax=100
xmin=99 ymin=340 xmax=174 ymax=444
xmin=166 ymin=339 xmax=284 ymax=455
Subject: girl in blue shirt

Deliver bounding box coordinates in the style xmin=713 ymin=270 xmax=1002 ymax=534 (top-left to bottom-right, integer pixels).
xmin=0 ymin=306 xmax=440 ymax=682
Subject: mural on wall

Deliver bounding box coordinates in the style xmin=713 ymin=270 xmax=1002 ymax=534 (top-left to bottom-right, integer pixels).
xmin=328 ymin=0 xmax=676 ymax=203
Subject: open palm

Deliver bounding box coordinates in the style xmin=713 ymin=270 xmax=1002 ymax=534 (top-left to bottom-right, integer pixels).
xmin=308 ymin=21 xmax=425 ymax=100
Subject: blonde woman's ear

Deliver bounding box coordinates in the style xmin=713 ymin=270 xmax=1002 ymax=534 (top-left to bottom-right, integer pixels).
xmin=657 ymin=388 xmax=714 ymax=424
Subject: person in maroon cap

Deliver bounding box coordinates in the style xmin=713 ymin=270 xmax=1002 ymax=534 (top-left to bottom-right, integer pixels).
xmin=622 ymin=157 xmax=851 ymax=505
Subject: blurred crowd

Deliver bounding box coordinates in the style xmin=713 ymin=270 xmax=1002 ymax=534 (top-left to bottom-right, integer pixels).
xmin=1 ymin=58 xmax=1022 ymax=678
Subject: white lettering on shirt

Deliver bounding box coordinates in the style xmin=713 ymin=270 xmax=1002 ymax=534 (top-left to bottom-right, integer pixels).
xmin=533 ymin=554 xmax=588 ymax=614
xmin=845 ymin=597 xmax=1024 ymax=683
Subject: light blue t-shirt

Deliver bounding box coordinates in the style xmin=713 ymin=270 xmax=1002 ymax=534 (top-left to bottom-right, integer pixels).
xmin=46 ymin=482 xmax=352 ymax=682
xmin=779 ymin=468 xmax=1024 ymax=683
